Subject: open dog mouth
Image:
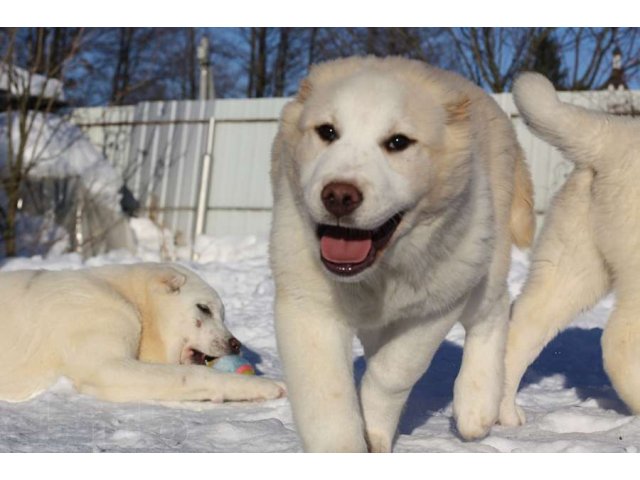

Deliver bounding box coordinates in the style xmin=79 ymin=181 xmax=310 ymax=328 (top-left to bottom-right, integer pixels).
xmin=183 ymin=348 xmax=218 ymax=366
xmin=316 ymin=212 xmax=404 ymax=277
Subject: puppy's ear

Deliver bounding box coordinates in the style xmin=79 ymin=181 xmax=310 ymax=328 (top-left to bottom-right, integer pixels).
xmin=296 ymin=79 xmax=312 ymax=102
xmin=445 ymin=95 xmax=471 ymax=124
xmin=157 ymin=268 xmax=187 ymax=294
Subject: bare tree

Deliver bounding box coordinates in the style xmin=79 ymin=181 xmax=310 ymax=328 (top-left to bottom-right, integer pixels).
xmin=183 ymin=28 xmax=198 ymax=99
xmin=556 ymin=28 xmax=640 ymax=90
xmin=57 ymin=28 xmax=206 ymax=106
xmin=274 ymin=28 xmax=290 ymax=97
xmin=248 ymin=27 xmax=269 ymax=98
xmin=445 ymin=28 xmax=640 ymax=92
xmin=445 ymin=28 xmax=555 ymax=92
xmin=305 ymin=27 xmax=447 ymax=65
xmin=231 ymin=27 xmax=640 ymax=96
xmin=111 ymin=28 xmax=136 ymax=105
xmin=1 ymin=28 xmax=85 ymax=256
xmin=240 ymin=27 xmax=312 ymax=98
xmin=7 ymin=27 xmax=638 ymax=106
xmin=1 ymin=28 xmax=135 ymax=258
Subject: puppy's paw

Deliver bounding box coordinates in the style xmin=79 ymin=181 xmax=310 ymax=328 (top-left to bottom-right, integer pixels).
xmin=498 ymin=399 xmax=526 ymax=427
xmin=234 ymin=377 xmax=286 ymax=402
xmin=271 ymin=380 xmax=287 ymax=399
xmin=454 ymin=411 xmax=494 ymax=441
xmin=453 ymin=397 xmax=498 ymax=441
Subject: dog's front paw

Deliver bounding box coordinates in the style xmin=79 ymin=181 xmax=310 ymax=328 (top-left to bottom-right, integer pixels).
xmin=454 ymin=411 xmax=494 ymax=441
xmin=498 ymin=398 xmax=526 ymax=427
xmin=453 ymin=396 xmax=498 ymax=441
xmin=264 ymin=380 xmax=287 ymax=400
xmin=228 ymin=376 xmax=286 ymax=402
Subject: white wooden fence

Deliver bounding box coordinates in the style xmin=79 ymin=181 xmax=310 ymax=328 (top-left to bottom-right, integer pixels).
xmin=71 ymin=88 xmax=640 ymax=242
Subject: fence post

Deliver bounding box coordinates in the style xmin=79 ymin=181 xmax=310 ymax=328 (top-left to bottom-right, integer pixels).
xmin=73 ymin=181 xmax=84 ymax=254
xmin=192 ymin=117 xmax=216 ymax=261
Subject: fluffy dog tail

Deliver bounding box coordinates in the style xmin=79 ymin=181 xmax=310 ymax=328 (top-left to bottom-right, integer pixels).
xmin=513 ymin=72 xmax=613 ymax=169
xmin=510 ymin=149 xmax=536 ymax=249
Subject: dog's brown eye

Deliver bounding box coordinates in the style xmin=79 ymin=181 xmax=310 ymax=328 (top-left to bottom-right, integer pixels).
xmin=197 ymin=304 xmax=212 ymax=316
xmin=315 ymin=123 xmax=339 ymax=143
xmin=384 ymin=134 xmax=415 ymax=153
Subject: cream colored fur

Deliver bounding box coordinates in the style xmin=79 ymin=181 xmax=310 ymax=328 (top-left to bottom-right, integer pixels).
xmin=270 ymin=56 xmax=535 ymax=452
xmin=0 ymin=263 xmax=284 ymax=403
xmin=500 ymin=72 xmax=640 ymax=426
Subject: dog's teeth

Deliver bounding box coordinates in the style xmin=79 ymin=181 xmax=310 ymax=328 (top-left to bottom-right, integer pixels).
xmin=204 ymin=356 xmax=217 ymax=367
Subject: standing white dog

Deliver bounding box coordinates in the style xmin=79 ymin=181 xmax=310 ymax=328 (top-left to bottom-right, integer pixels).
xmin=0 ymin=263 xmax=284 ymax=403
xmin=270 ymin=56 xmax=535 ymax=452
xmin=500 ymin=73 xmax=640 ymax=426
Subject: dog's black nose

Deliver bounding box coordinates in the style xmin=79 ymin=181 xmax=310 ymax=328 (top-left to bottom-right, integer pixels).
xmin=228 ymin=337 xmax=241 ymax=354
xmin=321 ymin=182 xmax=363 ymax=218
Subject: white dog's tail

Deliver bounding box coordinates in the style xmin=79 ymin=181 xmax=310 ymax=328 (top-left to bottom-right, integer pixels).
xmin=510 ymin=149 xmax=536 ymax=249
xmin=513 ymin=72 xmax=620 ymax=170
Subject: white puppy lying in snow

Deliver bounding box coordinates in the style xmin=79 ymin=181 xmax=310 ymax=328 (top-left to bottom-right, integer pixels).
xmin=0 ymin=263 xmax=284 ymax=404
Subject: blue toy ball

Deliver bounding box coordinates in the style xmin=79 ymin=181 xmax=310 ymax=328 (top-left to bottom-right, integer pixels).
xmin=207 ymin=355 xmax=255 ymax=375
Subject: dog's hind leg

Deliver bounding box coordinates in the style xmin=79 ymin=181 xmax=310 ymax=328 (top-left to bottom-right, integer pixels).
xmin=499 ymin=169 xmax=610 ymax=426
xmin=358 ymin=306 xmax=461 ymax=452
xmin=602 ymin=289 xmax=640 ymax=414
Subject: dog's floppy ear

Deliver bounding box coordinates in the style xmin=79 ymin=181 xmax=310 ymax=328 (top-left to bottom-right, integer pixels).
xmin=297 ymin=78 xmax=312 ymax=103
xmin=156 ymin=267 xmax=187 ymax=294
xmin=445 ymin=95 xmax=471 ymax=124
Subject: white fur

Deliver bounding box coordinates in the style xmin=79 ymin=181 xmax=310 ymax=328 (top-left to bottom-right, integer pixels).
xmin=0 ymin=263 xmax=284 ymax=403
xmin=270 ymin=57 xmax=534 ymax=451
xmin=500 ymin=73 xmax=640 ymax=427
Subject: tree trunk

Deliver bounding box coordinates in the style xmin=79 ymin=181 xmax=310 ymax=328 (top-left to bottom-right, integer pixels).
xmin=187 ymin=28 xmax=197 ymax=99
xmin=247 ymin=28 xmax=256 ymax=97
xmin=254 ymin=27 xmax=268 ymax=97
xmin=1 ymin=181 xmax=19 ymax=257
xmin=111 ymin=28 xmax=135 ymax=105
xmin=366 ymin=27 xmax=380 ymax=55
xmin=308 ymin=27 xmax=317 ymax=67
xmin=28 ymin=28 xmax=48 ymax=75
xmin=274 ymin=28 xmax=289 ymax=97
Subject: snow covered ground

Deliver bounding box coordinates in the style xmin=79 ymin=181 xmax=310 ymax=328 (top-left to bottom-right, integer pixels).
xmin=1 ymin=228 xmax=639 ymax=453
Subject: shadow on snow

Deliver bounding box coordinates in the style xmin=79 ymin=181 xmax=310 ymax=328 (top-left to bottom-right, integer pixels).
xmin=354 ymin=326 xmax=627 ymax=436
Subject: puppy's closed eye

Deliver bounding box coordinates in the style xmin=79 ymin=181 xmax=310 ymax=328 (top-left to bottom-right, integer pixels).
xmin=197 ymin=304 xmax=212 ymax=316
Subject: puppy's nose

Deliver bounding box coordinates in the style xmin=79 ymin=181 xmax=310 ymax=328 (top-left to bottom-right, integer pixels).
xmin=228 ymin=337 xmax=241 ymax=355
xmin=321 ymin=182 xmax=363 ymax=218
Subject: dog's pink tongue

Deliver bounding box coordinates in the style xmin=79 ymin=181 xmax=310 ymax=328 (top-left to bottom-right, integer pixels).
xmin=320 ymin=236 xmax=372 ymax=264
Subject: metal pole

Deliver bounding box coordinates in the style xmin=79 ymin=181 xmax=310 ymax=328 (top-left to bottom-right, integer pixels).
xmin=197 ymin=37 xmax=216 ymax=101
xmin=192 ymin=117 xmax=216 ymax=261
xmin=74 ymin=184 xmax=84 ymax=255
